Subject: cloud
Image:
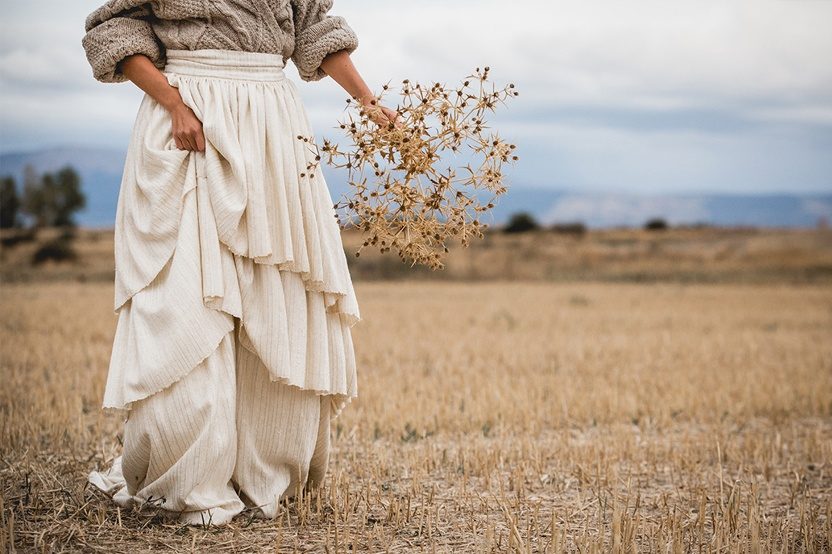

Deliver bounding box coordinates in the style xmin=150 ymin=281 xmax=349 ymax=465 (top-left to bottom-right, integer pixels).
xmin=1 ymin=0 xmax=830 ymax=194
xmin=0 ymin=47 xmax=90 ymax=90
xmin=346 ymin=0 xmax=832 ymax=121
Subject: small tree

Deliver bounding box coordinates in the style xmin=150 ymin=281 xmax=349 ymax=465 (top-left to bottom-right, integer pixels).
xmin=0 ymin=175 xmax=20 ymax=229
xmin=21 ymin=164 xmax=86 ymax=228
xmin=52 ymin=166 xmax=85 ymax=227
xmin=504 ymin=212 xmax=540 ymax=233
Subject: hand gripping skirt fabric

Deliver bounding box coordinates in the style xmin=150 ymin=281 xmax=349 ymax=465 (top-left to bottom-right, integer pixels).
xmin=87 ymin=48 xmax=360 ymax=523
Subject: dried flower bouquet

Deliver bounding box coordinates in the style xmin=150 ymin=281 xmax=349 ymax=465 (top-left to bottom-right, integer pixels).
xmin=304 ymin=67 xmax=519 ymax=269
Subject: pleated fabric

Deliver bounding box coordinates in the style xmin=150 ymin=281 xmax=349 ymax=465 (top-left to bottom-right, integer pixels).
xmin=103 ymin=48 xmax=360 ymax=419
xmin=233 ymin=336 xmax=332 ymax=519
xmin=89 ymin=320 xmax=331 ymax=524
xmin=102 ymin=330 xmax=244 ymax=525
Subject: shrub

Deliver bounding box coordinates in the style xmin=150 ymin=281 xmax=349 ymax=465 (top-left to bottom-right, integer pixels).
xmin=31 ymin=238 xmax=77 ymax=265
xmin=504 ymin=212 xmax=539 ymax=233
xmin=550 ymin=222 xmax=587 ymax=236
xmin=644 ymin=218 xmax=669 ymax=231
xmin=0 ymin=228 xmax=38 ymax=249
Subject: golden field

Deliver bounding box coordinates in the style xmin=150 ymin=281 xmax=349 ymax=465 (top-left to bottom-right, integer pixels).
xmin=1 ymin=227 xmax=831 ymax=552
xmin=2 ymin=226 xmax=832 ymax=285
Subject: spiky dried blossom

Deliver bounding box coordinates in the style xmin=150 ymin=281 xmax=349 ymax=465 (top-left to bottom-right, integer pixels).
xmin=301 ymin=67 xmax=519 ymax=269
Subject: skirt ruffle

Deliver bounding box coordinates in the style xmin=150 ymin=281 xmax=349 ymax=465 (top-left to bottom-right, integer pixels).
xmin=104 ymin=49 xmax=360 ymax=418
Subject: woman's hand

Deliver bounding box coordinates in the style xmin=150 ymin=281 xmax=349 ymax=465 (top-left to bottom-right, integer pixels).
xmin=168 ymin=103 xmax=206 ymax=151
xmin=359 ymin=95 xmax=401 ymax=128
xmin=120 ymin=53 xmax=205 ymax=151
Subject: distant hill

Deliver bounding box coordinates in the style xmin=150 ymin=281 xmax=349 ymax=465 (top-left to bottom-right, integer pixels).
xmin=527 ymin=190 xmax=832 ymax=228
xmin=1 ymin=146 xmax=830 ymax=228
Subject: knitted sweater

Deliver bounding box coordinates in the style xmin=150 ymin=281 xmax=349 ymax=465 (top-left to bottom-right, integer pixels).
xmin=81 ymin=0 xmax=358 ymax=83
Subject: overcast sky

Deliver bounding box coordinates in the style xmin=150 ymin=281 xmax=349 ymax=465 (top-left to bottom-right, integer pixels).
xmin=1 ymin=0 xmax=830 ymax=195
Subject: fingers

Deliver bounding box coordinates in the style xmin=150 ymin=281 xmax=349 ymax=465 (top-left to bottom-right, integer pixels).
xmin=390 ymin=112 xmax=403 ymax=128
xmin=187 ymin=124 xmax=204 ymax=151
xmin=178 ymin=134 xmax=192 ymax=151
xmin=174 ymin=127 xmax=205 ymax=151
xmin=370 ymin=105 xmax=402 ymax=129
xmin=173 ymin=129 xmax=191 ymax=150
xmin=188 ymin=126 xmax=203 ymax=151
xmin=170 ymin=105 xmax=205 ymax=151
xmin=384 ymin=108 xmax=403 ymax=129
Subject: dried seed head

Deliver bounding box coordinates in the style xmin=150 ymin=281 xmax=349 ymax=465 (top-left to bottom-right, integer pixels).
xmin=302 ymin=69 xmax=518 ymax=269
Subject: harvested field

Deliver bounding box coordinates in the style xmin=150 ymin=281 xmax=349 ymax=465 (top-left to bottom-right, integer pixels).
xmin=1 ymin=276 xmax=830 ymax=551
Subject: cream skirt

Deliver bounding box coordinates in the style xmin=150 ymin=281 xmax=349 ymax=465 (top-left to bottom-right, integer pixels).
xmin=88 ymin=48 xmax=360 ymax=524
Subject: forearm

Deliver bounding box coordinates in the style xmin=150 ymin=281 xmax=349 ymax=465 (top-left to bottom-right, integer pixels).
xmin=121 ymin=53 xmax=205 ymax=151
xmin=120 ymin=54 xmax=184 ymax=112
xmin=319 ymin=50 xmax=373 ymax=103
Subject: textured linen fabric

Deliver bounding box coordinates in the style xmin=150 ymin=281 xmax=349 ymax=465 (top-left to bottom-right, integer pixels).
xmin=233 ymin=335 xmax=332 ymax=517
xmin=81 ymin=0 xmax=358 ymax=83
xmin=104 ymin=47 xmax=359 ymax=419
xmin=89 ymin=321 xmax=331 ymax=524
xmin=87 ymin=48 xmax=359 ymax=523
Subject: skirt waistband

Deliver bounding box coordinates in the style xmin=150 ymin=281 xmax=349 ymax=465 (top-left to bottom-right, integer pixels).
xmin=163 ymin=49 xmax=286 ymax=81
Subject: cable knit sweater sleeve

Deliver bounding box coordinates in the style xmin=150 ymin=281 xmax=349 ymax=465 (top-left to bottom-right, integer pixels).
xmin=290 ymin=0 xmax=358 ymax=82
xmin=81 ymin=0 xmax=166 ymax=84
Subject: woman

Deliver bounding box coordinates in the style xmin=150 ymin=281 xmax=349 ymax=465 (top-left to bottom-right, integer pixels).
xmin=81 ymin=0 xmax=394 ymax=525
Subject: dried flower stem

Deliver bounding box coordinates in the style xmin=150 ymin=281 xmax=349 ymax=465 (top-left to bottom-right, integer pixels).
xmin=303 ymin=67 xmax=519 ymax=269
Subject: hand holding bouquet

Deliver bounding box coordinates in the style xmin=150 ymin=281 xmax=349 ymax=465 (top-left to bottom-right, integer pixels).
xmin=308 ymin=67 xmax=519 ymax=269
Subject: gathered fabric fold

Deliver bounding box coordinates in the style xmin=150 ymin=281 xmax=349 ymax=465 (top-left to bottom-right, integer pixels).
xmin=105 ymin=48 xmax=359 ymax=419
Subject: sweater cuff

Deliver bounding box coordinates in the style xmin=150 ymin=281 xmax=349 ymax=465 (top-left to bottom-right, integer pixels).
xmin=82 ymin=17 xmax=165 ymax=83
xmin=293 ymin=16 xmax=358 ymax=82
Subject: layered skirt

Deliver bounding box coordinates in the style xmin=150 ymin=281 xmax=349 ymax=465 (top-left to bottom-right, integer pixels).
xmin=88 ymin=48 xmax=360 ymax=524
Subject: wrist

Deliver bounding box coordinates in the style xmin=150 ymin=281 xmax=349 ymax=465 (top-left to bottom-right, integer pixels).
xmin=357 ymin=93 xmax=377 ymax=106
xmin=159 ymin=89 xmax=186 ymax=113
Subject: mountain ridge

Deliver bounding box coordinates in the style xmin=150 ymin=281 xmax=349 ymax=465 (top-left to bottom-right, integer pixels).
xmin=2 ymin=146 xmax=829 ymax=228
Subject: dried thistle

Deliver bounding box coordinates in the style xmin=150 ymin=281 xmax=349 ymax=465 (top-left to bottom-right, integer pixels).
xmin=302 ymin=67 xmax=519 ymax=270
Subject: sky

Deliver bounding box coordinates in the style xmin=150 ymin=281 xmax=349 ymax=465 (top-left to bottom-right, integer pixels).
xmin=1 ymin=0 xmax=831 ymax=196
